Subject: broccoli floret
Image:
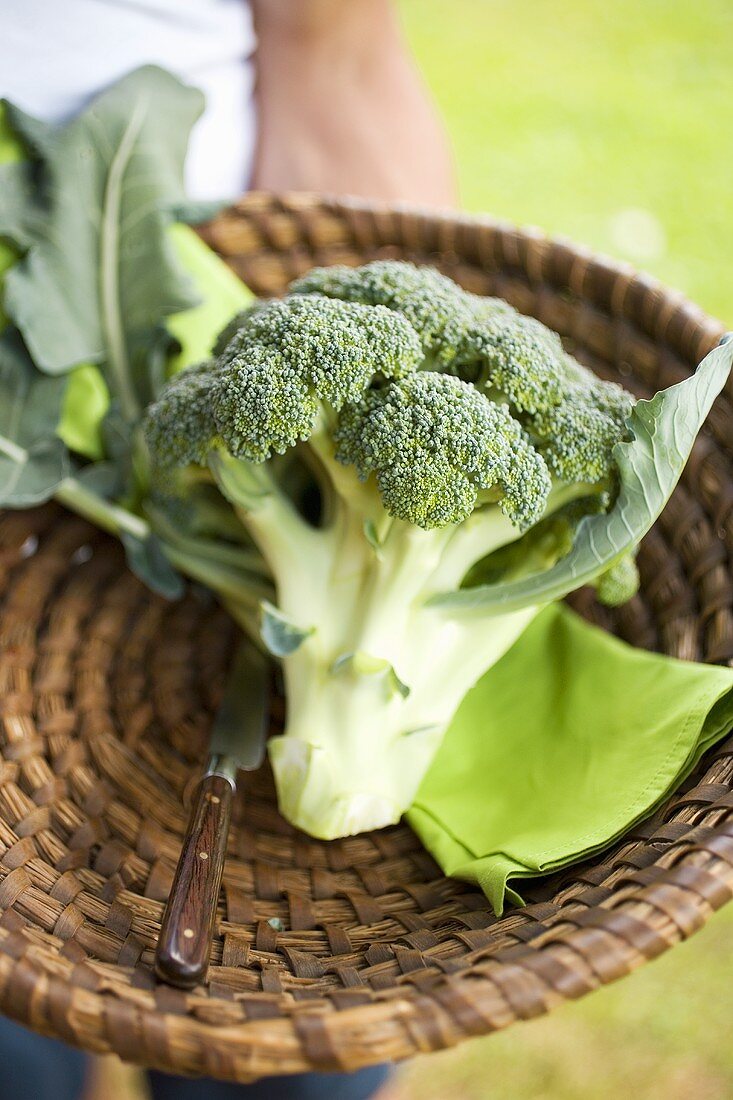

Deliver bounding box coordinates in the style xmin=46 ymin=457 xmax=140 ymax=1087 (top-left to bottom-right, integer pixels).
xmin=336 ymin=372 xmax=551 ymax=530
xmin=459 ymin=304 xmax=568 ymax=414
xmin=218 ymin=294 xmax=420 ymax=385
xmin=147 ymin=295 xmax=423 ymax=467
xmin=214 ymin=345 xmax=320 ymax=463
xmin=143 ymin=261 xmax=649 ymax=841
xmin=160 ymin=294 xmax=420 ymax=466
xmin=212 ymin=301 xmax=269 ymax=356
xmin=594 ymin=553 xmax=640 ymax=607
xmin=144 ymin=362 xmax=221 ymax=468
xmin=215 ymin=296 xmax=422 ymax=463
xmin=526 ymin=362 xmax=634 ymax=484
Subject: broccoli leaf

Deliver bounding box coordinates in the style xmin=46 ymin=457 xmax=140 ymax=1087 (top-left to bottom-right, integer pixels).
xmin=3 ymin=66 xmax=203 ymax=423
xmin=169 ymin=199 xmax=226 ymax=226
xmin=121 ymin=530 xmax=185 ymax=600
xmin=57 ymin=364 xmax=110 ymax=460
xmin=260 ymin=601 xmax=314 ymax=657
xmin=430 ymin=338 xmax=733 ymax=614
xmin=2 ymin=102 xmax=57 ymax=161
xmin=0 ymin=328 xmax=71 ymax=504
xmin=0 ymin=162 xmax=40 ymax=250
xmin=166 ymin=223 xmax=254 ymax=373
xmin=75 ymin=460 xmax=125 ymax=500
xmin=332 ymin=651 xmax=411 ymax=699
xmin=363 ymin=519 xmax=384 ymax=556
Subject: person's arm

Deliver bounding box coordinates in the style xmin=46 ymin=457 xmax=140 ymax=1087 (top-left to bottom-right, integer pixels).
xmin=249 ymin=0 xmax=457 ymax=205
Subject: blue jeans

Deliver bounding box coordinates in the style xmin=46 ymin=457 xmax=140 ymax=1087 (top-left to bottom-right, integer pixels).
xmin=0 ymin=1017 xmax=391 ymax=1100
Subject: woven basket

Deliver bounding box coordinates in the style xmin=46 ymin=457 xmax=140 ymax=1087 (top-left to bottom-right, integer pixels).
xmin=1 ymin=193 xmax=732 ymax=1083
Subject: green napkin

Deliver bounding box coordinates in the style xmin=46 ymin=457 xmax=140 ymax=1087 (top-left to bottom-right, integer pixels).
xmin=407 ymin=603 xmax=733 ymax=914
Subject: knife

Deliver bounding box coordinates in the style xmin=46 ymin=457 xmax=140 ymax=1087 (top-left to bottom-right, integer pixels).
xmin=155 ymin=641 xmax=269 ymax=988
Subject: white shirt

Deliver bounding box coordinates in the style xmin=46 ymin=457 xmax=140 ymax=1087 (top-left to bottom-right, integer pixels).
xmin=0 ymin=0 xmax=257 ymax=200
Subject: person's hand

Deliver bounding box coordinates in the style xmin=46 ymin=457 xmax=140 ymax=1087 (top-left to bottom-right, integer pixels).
xmin=250 ymin=0 xmax=457 ymax=206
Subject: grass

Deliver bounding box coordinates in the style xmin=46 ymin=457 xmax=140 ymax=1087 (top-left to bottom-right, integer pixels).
xmin=392 ymin=2 xmax=733 ymax=1096
xmin=399 ymin=0 xmax=733 ymax=322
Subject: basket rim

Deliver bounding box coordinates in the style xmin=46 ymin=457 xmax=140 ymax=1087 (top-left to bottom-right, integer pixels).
xmin=1 ymin=192 xmax=732 ymax=1081
xmin=1 ymin=808 xmax=732 ymax=1078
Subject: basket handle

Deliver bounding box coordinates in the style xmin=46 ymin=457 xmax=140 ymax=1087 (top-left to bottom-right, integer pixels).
xmin=155 ymin=772 xmax=234 ymax=988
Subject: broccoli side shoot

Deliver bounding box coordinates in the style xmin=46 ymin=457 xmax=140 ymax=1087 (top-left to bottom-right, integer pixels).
xmin=144 ymin=262 xmax=639 ymax=839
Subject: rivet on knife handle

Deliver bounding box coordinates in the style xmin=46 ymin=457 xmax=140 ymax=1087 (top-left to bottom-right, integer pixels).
xmin=155 ymin=772 xmax=234 ymax=988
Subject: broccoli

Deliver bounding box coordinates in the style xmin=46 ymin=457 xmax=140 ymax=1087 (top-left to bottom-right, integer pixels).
xmin=593 ymin=553 xmax=640 ymax=607
xmin=142 ymin=260 xmax=647 ymax=840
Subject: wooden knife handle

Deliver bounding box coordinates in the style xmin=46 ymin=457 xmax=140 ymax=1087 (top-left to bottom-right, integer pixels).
xmin=155 ymin=773 xmax=234 ymax=988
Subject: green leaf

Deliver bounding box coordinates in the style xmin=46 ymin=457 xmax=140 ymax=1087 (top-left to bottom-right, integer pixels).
xmin=260 ymin=601 xmax=314 ymax=657
xmin=169 ymin=199 xmax=227 ymax=226
xmin=2 ymin=102 xmax=57 ymax=161
xmin=0 ymin=329 xmax=71 ymax=505
xmin=388 ymin=666 xmax=412 ymax=700
xmin=430 ymin=339 xmax=733 ymax=614
xmin=166 ymin=223 xmax=253 ymax=374
xmin=0 ymin=236 xmax=19 ymax=331
xmin=0 ymin=162 xmax=39 ymax=250
xmin=331 ymin=651 xmax=411 ymax=698
xmin=57 ymin=364 xmax=110 ymax=460
xmin=363 ymin=519 xmax=383 ymax=556
xmin=101 ymin=407 xmax=135 ymax=466
xmin=75 ymin=460 xmax=126 ymax=500
xmin=0 ymin=102 xmax=25 ymax=165
xmin=3 ymin=66 xmax=204 ymax=424
xmin=0 ymin=103 xmax=45 ymax=331
xmin=130 ymin=324 xmax=179 ymax=409
xmin=332 ymin=650 xmax=391 ymax=676
xmin=121 ymin=530 xmax=185 ymax=600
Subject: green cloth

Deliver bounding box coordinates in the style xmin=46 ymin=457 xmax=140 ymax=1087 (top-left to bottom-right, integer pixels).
xmin=407 ymin=603 xmax=733 ymax=915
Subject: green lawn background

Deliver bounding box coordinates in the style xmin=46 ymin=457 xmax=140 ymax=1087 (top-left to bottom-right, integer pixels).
xmin=400 ymin=0 xmax=733 ymax=321
xmin=395 ymin=2 xmax=733 ymax=1097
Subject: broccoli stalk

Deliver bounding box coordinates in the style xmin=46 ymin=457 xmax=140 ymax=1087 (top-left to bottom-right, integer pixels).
xmin=144 ymin=263 xmax=640 ymax=838
xmin=214 ymin=442 xmax=590 ymax=837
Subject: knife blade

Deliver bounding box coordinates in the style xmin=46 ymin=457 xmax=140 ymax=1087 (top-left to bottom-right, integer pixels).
xmin=207 ymin=641 xmax=270 ymax=778
xmin=155 ymin=641 xmax=269 ymax=988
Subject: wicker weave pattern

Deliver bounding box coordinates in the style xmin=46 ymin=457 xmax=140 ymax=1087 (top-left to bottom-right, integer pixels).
xmin=1 ymin=194 xmax=732 ymax=1081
